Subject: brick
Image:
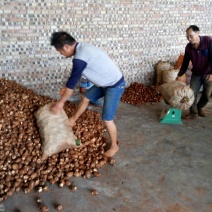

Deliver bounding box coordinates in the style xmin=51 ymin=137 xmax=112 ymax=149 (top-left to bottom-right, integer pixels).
xmin=0 ymin=0 xmax=211 ymax=98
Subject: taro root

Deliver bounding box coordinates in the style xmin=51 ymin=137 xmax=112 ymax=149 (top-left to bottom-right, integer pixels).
xmin=70 ymin=184 xmax=77 ymax=192
xmin=37 ymin=198 xmax=42 ymax=203
xmin=121 ymin=82 xmax=162 ymax=106
xmin=55 ymin=204 xmax=63 ymax=211
xmin=91 ymin=189 xmax=98 ymax=195
xmin=0 ymin=78 xmax=110 ymax=202
xmin=40 ymin=205 xmax=49 ymax=212
xmin=93 ymin=172 xmax=101 ymax=177
xmin=43 ymin=185 xmax=49 ymax=192
xmin=65 ymin=180 xmax=71 ymax=186
xmin=58 ymin=180 xmax=65 ymax=188
xmin=36 ymin=187 xmax=43 ymax=193
xmin=108 ymin=158 xmax=116 ymax=166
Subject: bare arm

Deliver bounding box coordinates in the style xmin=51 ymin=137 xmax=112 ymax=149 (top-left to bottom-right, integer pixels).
xmin=51 ymin=87 xmax=74 ymax=114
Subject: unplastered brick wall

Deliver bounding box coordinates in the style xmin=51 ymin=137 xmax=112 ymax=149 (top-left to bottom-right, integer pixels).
xmin=1 ymin=0 xmax=212 ymax=99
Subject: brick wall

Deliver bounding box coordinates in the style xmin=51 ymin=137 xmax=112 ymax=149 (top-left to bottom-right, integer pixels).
xmin=1 ymin=0 xmax=212 ymax=99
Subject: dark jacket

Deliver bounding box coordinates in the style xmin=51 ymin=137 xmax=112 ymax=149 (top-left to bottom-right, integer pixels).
xmin=178 ymin=36 xmax=212 ymax=77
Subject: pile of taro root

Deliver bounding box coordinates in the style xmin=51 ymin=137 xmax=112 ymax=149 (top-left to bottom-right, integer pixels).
xmin=121 ymin=82 xmax=163 ymax=106
xmin=0 ymin=78 xmax=110 ymax=203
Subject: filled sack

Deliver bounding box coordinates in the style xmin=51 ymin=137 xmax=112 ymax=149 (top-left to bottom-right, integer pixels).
xmin=155 ymin=61 xmax=171 ymax=86
xmin=159 ymin=81 xmax=194 ymax=110
xmin=162 ymin=68 xmax=179 ymax=83
xmin=35 ymin=102 xmax=81 ymax=160
xmin=174 ymin=53 xmax=184 ymax=70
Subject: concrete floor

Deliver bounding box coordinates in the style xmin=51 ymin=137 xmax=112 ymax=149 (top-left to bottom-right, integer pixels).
xmin=2 ymin=99 xmax=212 ymax=212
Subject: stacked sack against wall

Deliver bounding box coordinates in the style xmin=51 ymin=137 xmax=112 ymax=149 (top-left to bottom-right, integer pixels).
xmin=156 ymin=54 xmax=194 ymax=110
xmin=155 ymin=61 xmax=172 ymax=86
xmin=174 ymin=53 xmax=193 ymax=85
xmin=155 ymin=54 xmax=186 ymax=86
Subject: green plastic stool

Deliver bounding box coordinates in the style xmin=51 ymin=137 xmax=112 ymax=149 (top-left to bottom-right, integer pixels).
xmin=160 ymin=107 xmax=182 ymax=124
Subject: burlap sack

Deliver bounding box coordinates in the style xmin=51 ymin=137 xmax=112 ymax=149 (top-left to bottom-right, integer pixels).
xmin=162 ymin=69 xmax=179 ymax=83
xmin=35 ymin=102 xmax=80 ymax=160
xmin=156 ymin=61 xmax=171 ymax=86
xmin=159 ymin=81 xmax=194 ymax=110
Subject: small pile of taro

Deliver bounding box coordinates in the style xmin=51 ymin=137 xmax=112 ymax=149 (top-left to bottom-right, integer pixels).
xmin=0 ymin=78 xmax=109 ymax=202
xmin=121 ymin=82 xmax=163 ymax=106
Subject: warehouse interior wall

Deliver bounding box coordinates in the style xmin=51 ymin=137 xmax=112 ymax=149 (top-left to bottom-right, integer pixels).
xmin=1 ymin=0 xmax=212 ymax=99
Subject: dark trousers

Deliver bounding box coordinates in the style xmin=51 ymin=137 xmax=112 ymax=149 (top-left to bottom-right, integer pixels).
xmin=190 ymin=74 xmax=212 ymax=114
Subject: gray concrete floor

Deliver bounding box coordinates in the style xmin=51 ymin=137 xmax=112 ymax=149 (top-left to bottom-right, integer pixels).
xmin=2 ymin=99 xmax=212 ymax=212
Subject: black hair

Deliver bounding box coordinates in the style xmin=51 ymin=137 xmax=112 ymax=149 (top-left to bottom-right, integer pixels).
xmin=50 ymin=31 xmax=76 ymax=49
xmin=186 ymin=25 xmax=200 ymax=32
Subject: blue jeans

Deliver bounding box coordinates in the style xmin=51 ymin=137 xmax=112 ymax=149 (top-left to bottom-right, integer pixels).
xmin=190 ymin=74 xmax=212 ymax=114
xmin=90 ymin=97 xmax=103 ymax=107
xmin=84 ymin=80 xmax=126 ymax=120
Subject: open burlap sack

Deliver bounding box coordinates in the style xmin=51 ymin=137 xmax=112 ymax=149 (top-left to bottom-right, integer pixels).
xmin=35 ymin=102 xmax=81 ymax=160
xmin=159 ymin=81 xmax=194 ymax=110
xmin=162 ymin=68 xmax=179 ymax=83
xmin=155 ymin=61 xmax=171 ymax=86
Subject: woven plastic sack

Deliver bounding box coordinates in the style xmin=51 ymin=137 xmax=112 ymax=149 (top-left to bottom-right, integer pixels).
xmin=35 ymin=102 xmax=81 ymax=160
xmin=155 ymin=61 xmax=171 ymax=86
xmin=159 ymin=81 xmax=194 ymax=110
xmin=174 ymin=53 xmax=184 ymax=69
